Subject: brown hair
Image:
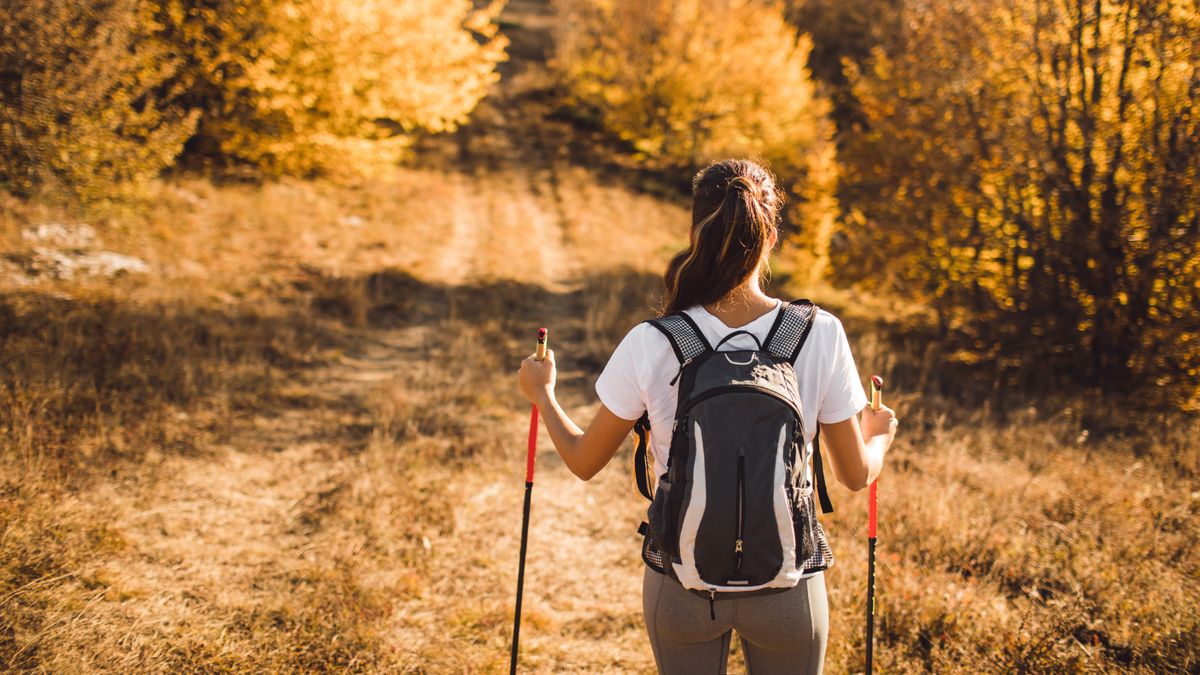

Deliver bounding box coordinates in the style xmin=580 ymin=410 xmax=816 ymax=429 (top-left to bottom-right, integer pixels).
xmin=661 ymin=158 xmax=783 ymax=315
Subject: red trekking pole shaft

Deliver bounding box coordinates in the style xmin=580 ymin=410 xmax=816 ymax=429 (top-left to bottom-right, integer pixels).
xmin=866 ymin=375 xmax=882 ymax=674
xmin=511 ymin=328 xmax=547 ymax=675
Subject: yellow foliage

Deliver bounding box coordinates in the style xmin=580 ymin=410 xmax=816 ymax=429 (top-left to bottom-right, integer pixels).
xmin=553 ymin=0 xmax=826 ymax=165
xmin=551 ymin=0 xmax=837 ymax=282
xmin=2 ymin=0 xmax=508 ymax=189
xmin=0 ymin=0 xmax=198 ymax=199
xmin=159 ymin=0 xmax=508 ymax=176
xmin=840 ymin=0 xmax=1200 ymax=402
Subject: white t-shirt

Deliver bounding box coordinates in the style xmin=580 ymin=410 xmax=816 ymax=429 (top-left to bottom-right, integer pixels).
xmin=595 ymin=299 xmax=869 ymax=481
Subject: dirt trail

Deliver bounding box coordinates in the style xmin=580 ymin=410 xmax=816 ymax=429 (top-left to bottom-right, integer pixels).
xmin=436 ymin=173 xmax=482 ymax=287
xmin=40 ymin=2 xmax=660 ymax=671
xmin=8 ymin=1 xmax=683 ymax=671
xmin=65 ymin=173 xmax=650 ymax=670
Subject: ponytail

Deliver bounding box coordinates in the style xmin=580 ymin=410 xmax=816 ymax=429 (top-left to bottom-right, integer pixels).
xmin=662 ymin=159 xmax=782 ymax=316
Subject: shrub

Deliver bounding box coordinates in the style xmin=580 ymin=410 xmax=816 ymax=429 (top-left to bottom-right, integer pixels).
xmin=0 ymin=0 xmax=197 ymax=198
xmin=838 ymin=0 xmax=1200 ymax=405
xmin=550 ymin=0 xmax=837 ymax=282
xmin=154 ymin=0 xmax=509 ymax=176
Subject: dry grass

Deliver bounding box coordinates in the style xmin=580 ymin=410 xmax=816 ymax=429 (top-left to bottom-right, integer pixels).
xmin=814 ymin=390 xmax=1199 ymax=673
xmin=3 ymin=165 xmax=1197 ymax=673
xmin=2 ymin=0 xmax=1197 ymax=670
xmin=0 ymin=161 xmax=688 ymax=672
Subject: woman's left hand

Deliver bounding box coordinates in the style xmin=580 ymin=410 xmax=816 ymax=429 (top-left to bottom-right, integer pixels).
xmin=518 ymin=349 xmax=556 ymax=405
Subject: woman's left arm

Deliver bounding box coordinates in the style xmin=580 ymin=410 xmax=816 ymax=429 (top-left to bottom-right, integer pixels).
xmin=518 ymin=349 xmax=637 ymax=481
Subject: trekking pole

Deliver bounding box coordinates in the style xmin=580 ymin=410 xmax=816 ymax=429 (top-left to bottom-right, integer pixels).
xmin=510 ymin=328 xmax=547 ymax=675
xmin=865 ymin=374 xmax=883 ymax=675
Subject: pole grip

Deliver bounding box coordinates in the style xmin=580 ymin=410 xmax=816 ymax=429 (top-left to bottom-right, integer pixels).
xmin=867 ymin=375 xmax=882 ymax=538
xmin=526 ymin=328 xmax=548 ymax=485
xmin=535 ymin=327 xmax=548 ymax=362
xmin=526 ymin=407 xmax=538 ymax=484
xmin=868 ymin=480 xmax=878 ymax=538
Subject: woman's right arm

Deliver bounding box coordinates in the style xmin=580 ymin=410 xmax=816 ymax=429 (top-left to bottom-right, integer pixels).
xmin=813 ymin=311 xmax=898 ymax=492
xmin=820 ymin=405 xmax=896 ymax=492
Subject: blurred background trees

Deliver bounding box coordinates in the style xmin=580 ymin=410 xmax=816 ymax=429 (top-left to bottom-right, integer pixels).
xmin=830 ymin=0 xmax=1200 ymax=403
xmin=550 ymin=0 xmax=838 ymax=283
xmin=784 ymin=0 xmax=901 ymax=134
xmin=1 ymin=0 xmax=1197 ymax=406
xmin=0 ymin=0 xmax=508 ymax=190
xmin=153 ymin=0 xmax=508 ymax=176
xmin=0 ymin=0 xmax=198 ymax=199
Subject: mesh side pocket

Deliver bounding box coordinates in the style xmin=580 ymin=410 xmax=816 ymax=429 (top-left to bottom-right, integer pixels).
xmin=801 ymin=520 xmax=835 ymax=573
xmin=792 ymin=488 xmax=819 ymax=562
xmin=648 ymin=478 xmax=679 ymax=559
xmin=641 ymin=530 xmax=666 ymax=574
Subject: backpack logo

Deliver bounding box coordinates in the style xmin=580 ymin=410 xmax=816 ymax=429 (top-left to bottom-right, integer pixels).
xmin=750 ymin=362 xmax=786 ymax=388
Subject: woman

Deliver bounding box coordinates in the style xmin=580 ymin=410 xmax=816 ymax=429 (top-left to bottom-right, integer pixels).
xmin=517 ymin=158 xmax=897 ymax=674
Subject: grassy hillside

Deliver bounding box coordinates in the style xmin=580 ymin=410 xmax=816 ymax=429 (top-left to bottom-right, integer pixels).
xmin=2 ymin=0 xmax=1197 ymax=672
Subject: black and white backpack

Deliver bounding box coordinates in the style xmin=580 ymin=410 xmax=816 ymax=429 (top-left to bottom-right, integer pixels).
xmin=633 ymin=299 xmax=835 ymax=611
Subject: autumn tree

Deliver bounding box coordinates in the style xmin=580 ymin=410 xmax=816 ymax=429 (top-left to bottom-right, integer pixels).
xmin=0 ymin=0 xmax=197 ymax=198
xmin=784 ymin=0 xmax=902 ymax=132
xmin=154 ymin=0 xmax=508 ymax=175
xmin=839 ymin=0 xmax=1200 ymax=403
xmin=550 ymin=0 xmax=838 ymax=282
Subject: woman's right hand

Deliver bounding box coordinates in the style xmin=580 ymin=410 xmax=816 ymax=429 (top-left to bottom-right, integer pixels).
xmin=861 ymin=403 xmax=898 ymax=450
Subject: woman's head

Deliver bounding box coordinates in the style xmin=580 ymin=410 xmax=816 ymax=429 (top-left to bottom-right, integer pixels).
xmin=662 ymin=158 xmax=783 ymax=315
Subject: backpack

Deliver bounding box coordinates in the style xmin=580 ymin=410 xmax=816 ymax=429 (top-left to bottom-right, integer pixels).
xmin=632 ymin=299 xmax=835 ymax=612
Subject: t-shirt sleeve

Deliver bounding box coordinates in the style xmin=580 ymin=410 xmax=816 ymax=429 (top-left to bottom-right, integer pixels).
xmin=594 ymin=324 xmax=648 ymax=421
xmin=817 ymin=315 xmax=870 ymax=424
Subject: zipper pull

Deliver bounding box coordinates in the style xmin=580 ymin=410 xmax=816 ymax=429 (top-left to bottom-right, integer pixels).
xmin=668 ymin=357 xmax=693 ymax=386
xmin=708 ymin=590 xmax=717 ymax=621
xmin=734 ymin=538 xmax=744 ymax=572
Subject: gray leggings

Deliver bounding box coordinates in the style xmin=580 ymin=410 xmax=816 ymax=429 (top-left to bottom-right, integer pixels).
xmin=642 ymin=566 xmax=828 ymax=674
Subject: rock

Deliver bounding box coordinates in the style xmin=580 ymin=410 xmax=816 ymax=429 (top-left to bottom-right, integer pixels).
xmin=5 ymin=222 xmax=149 ymax=283
xmin=21 ymin=222 xmax=96 ymax=249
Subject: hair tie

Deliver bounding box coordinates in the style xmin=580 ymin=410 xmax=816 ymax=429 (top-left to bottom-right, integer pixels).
xmin=725 ymin=176 xmax=759 ymax=203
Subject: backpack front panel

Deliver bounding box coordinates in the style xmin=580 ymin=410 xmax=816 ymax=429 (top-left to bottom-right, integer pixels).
xmin=654 ymin=349 xmax=812 ymax=594
xmin=682 ymin=394 xmax=796 ymax=588
xmin=638 ymin=302 xmax=835 ymax=587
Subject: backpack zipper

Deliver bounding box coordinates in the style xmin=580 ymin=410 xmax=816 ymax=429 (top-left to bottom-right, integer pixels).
xmin=677 ymin=383 xmax=803 ymax=422
xmin=735 ymin=449 xmax=745 ymax=573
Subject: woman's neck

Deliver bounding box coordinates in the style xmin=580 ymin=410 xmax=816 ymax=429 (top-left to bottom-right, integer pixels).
xmin=702 ymin=275 xmax=777 ymax=328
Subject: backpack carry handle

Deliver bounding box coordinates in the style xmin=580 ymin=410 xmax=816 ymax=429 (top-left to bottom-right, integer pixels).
xmin=713 ymin=329 xmax=763 ymax=352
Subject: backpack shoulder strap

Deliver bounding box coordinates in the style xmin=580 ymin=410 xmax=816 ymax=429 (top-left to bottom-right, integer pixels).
xmin=764 ymin=298 xmax=819 ymax=362
xmin=644 ymin=311 xmax=712 ymax=364
xmin=633 ymin=412 xmax=653 ymax=501
xmin=812 ymin=427 xmax=835 ymax=514
xmin=766 ymin=299 xmax=834 ymax=513
xmin=632 ymin=312 xmax=711 ymax=502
